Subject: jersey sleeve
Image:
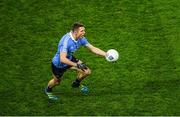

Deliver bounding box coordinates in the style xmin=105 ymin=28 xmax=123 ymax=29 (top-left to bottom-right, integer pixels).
xmin=81 ymin=37 xmax=89 ymax=46
xmin=59 ymin=38 xmax=69 ymax=53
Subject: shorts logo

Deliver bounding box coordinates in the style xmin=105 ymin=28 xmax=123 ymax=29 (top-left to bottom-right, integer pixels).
xmin=56 ymin=75 xmax=60 ymax=78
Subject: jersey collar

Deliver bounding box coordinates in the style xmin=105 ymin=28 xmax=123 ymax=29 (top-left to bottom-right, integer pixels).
xmin=69 ymin=31 xmax=77 ymax=42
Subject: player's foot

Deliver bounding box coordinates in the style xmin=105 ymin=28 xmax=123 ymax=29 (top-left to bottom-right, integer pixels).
xmin=44 ymin=88 xmax=59 ymax=101
xmin=80 ymin=85 xmax=89 ymax=94
xmin=71 ymin=80 xmax=80 ymax=88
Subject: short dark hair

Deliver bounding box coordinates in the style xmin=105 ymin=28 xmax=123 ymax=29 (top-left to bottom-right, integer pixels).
xmin=71 ymin=22 xmax=84 ymax=32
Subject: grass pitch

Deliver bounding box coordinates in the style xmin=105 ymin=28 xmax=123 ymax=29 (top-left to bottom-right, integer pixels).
xmin=0 ymin=0 xmax=179 ymax=115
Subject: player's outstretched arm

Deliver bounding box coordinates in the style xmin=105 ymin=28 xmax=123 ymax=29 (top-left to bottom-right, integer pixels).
xmin=86 ymin=43 xmax=106 ymax=57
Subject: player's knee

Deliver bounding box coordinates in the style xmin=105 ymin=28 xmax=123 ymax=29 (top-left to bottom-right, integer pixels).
xmin=85 ymin=69 xmax=91 ymax=76
xmin=56 ymin=81 xmax=60 ymax=85
xmin=54 ymin=78 xmax=60 ymax=85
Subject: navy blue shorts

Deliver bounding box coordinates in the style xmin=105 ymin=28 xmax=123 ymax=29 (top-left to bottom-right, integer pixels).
xmin=51 ymin=56 xmax=79 ymax=79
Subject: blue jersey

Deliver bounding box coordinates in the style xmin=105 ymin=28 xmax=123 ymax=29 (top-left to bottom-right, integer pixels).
xmin=52 ymin=32 xmax=89 ymax=68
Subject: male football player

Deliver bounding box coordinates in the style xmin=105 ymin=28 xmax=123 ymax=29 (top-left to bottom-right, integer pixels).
xmin=45 ymin=22 xmax=106 ymax=100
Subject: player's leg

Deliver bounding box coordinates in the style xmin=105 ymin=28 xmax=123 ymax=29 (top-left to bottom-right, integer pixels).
xmin=46 ymin=74 xmax=61 ymax=92
xmin=44 ymin=63 xmax=65 ymax=100
xmin=71 ymin=64 xmax=91 ymax=88
xmin=44 ymin=75 xmax=61 ymax=100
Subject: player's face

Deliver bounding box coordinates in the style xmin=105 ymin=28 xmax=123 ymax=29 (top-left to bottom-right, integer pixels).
xmin=76 ymin=27 xmax=85 ymax=39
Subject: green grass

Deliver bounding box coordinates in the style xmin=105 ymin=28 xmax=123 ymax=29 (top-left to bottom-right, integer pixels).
xmin=0 ymin=0 xmax=180 ymax=115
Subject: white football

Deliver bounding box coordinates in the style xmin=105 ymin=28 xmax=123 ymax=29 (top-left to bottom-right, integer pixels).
xmin=106 ymin=49 xmax=119 ymax=62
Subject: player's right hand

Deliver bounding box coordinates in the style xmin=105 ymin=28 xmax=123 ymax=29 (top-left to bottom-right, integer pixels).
xmin=76 ymin=63 xmax=87 ymax=71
